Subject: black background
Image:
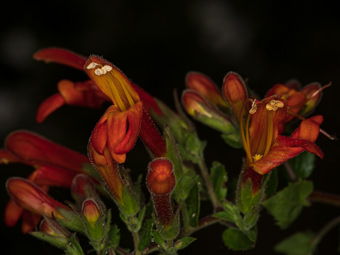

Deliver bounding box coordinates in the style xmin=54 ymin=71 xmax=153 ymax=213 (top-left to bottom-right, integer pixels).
xmin=1 ymin=0 xmax=340 ymax=254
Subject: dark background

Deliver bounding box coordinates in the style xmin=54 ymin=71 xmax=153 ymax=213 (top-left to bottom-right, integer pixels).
xmin=1 ymin=0 xmax=340 ymax=254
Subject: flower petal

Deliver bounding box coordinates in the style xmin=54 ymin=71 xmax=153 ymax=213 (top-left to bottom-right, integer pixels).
xmin=33 ymin=48 xmax=87 ymax=70
xmin=36 ymin=93 xmax=65 ymax=123
xmin=5 ymin=131 xmax=88 ymax=172
xmin=29 ymin=165 xmax=78 ymax=188
xmin=291 ymin=115 xmax=323 ymax=142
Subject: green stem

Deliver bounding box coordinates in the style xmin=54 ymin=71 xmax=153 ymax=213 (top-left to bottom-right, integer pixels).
xmin=309 ymin=190 xmax=340 ymax=207
xmin=197 ymin=158 xmax=220 ymax=210
xmin=179 ymin=215 xmax=222 ymax=237
xmin=132 ymin=231 xmax=141 ymax=255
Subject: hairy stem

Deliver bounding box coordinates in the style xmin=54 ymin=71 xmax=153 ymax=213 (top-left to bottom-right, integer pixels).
xmin=198 ymin=158 xmax=221 ymax=210
xmin=309 ymin=190 xmax=340 ymax=207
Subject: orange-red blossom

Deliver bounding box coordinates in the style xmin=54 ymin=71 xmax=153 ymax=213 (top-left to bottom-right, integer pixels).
xmin=1 ymin=130 xmax=88 ymax=232
xmin=223 ymin=72 xmax=324 ymax=192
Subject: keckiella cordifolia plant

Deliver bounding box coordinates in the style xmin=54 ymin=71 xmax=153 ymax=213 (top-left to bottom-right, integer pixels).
xmin=1 ymin=47 xmax=338 ymax=255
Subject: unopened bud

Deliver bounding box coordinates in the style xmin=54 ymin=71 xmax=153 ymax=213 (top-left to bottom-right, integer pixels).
xmin=146 ymin=158 xmax=176 ymax=228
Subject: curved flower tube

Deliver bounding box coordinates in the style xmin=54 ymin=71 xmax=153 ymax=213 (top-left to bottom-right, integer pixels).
xmin=34 ymin=48 xmax=166 ymax=163
xmin=1 ymin=130 xmax=89 ymax=231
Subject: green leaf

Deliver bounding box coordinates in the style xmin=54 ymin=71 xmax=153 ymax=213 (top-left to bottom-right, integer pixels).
xmin=106 ymin=225 xmax=120 ymax=250
xmin=175 ymin=237 xmax=196 ymax=250
xmin=237 ymin=179 xmax=261 ymax=214
xmin=222 ymin=228 xmax=254 ymax=251
xmin=289 ymin=151 xmax=316 ymax=179
xmin=152 ymin=230 xmax=166 ymax=249
xmin=215 ymin=201 xmax=241 ymax=225
xmin=275 ymin=232 xmax=315 ymax=255
xmin=185 ymin=184 xmax=200 ymax=227
xmin=30 ymin=232 xmax=68 ymax=249
xmin=210 ymin=161 xmax=228 ymax=201
xmin=138 ymin=219 xmax=153 ymax=251
xmin=64 ymin=234 xmax=84 ymax=255
xmin=262 ymin=180 xmax=314 ymax=229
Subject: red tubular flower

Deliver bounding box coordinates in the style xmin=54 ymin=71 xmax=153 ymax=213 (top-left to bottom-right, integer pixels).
xmin=84 ymin=55 xmax=166 ymax=163
xmin=1 ymin=130 xmax=89 ymax=231
xmin=1 ymin=130 xmax=88 ymax=172
xmin=6 ymin=178 xmax=69 ymax=220
xmin=34 ymin=48 xmax=166 ymax=162
xmin=223 ymin=72 xmax=324 ymax=191
xmin=146 ymin=158 xmax=176 ymax=227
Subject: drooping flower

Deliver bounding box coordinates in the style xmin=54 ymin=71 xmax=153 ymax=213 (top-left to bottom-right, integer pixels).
xmin=1 ymin=130 xmax=89 ymax=232
xmin=222 ymin=72 xmax=324 ymax=191
xmin=34 ymin=48 xmax=166 ymax=162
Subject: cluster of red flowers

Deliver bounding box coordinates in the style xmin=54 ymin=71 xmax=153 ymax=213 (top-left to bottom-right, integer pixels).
xmin=1 ymin=47 xmax=326 ymax=235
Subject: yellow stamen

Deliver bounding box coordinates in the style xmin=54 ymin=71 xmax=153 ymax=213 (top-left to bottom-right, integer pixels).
xmin=239 ymin=101 xmax=253 ymax=163
xmin=252 ymin=154 xmax=263 ymax=162
xmin=86 ymin=61 xmax=139 ymax=111
xmin=264 ymin=110 xmax=274 ymax=156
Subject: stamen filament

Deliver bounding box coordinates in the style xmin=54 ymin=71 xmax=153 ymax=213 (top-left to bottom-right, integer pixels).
xmin=239 ymin=103 xmax=253 ymax=163
xmin=264 ymin=110 xmax=274 ymax=156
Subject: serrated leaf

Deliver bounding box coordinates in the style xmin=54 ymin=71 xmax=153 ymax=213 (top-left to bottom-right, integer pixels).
xmin=175 ymin=237 xmax=196 ymax=250
xmin=262 ymin=180 xmax=314 ymax=229
xmin=210 ymin=161 xmax=228 ymax=201
xmin=275 ymin=232 xmax=315 ymax=255
xmin=222 ymin=228 xmax=255 ymax=251
xmin=185 ymin=184 xmax=200 ymax=227
xmin=289 ymin=151 xmax=316 ymax=179
xmin=215 ymin=201 xmax=241 ymax=225
xmin=138 ymin=219 xmax=153 ymax=251
xmin=107 ymin=225 xmax=120 ymax=250
xmin=237 ymin=179 xmax=261 ymax=214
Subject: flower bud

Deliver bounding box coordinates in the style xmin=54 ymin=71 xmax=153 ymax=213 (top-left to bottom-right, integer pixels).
xmin=147 ymin=158 xmax=176 ymax=228
xmin=222 ymin=71 xmax=248 ymax=120
xmin=186 ymin=72 xmax=228 ymax=109
xmin=82 ymin=199 xmax=102 ymax=226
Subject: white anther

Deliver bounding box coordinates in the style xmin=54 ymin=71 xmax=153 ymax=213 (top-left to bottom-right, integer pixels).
xmin=266 ymin=99 xmax=284 ymax=111
xmin=86 ymin=62 xmax=99 ymax=70
xmin=249 ymin=99 xmax=257 ymax=114
xmin=102 ymin=65 xmax=113 ymax=72
xmin=94 ymin=68 xmax=105 ymax=76
xmin=94 ymin=65 xmax=113 ymax=76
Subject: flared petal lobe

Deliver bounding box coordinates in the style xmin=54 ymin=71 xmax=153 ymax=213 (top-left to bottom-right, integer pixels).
xmin=252 ymin=115 xmax=324 ymax=174
xmin=33 ymin=48 xmax=87 ymax=70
